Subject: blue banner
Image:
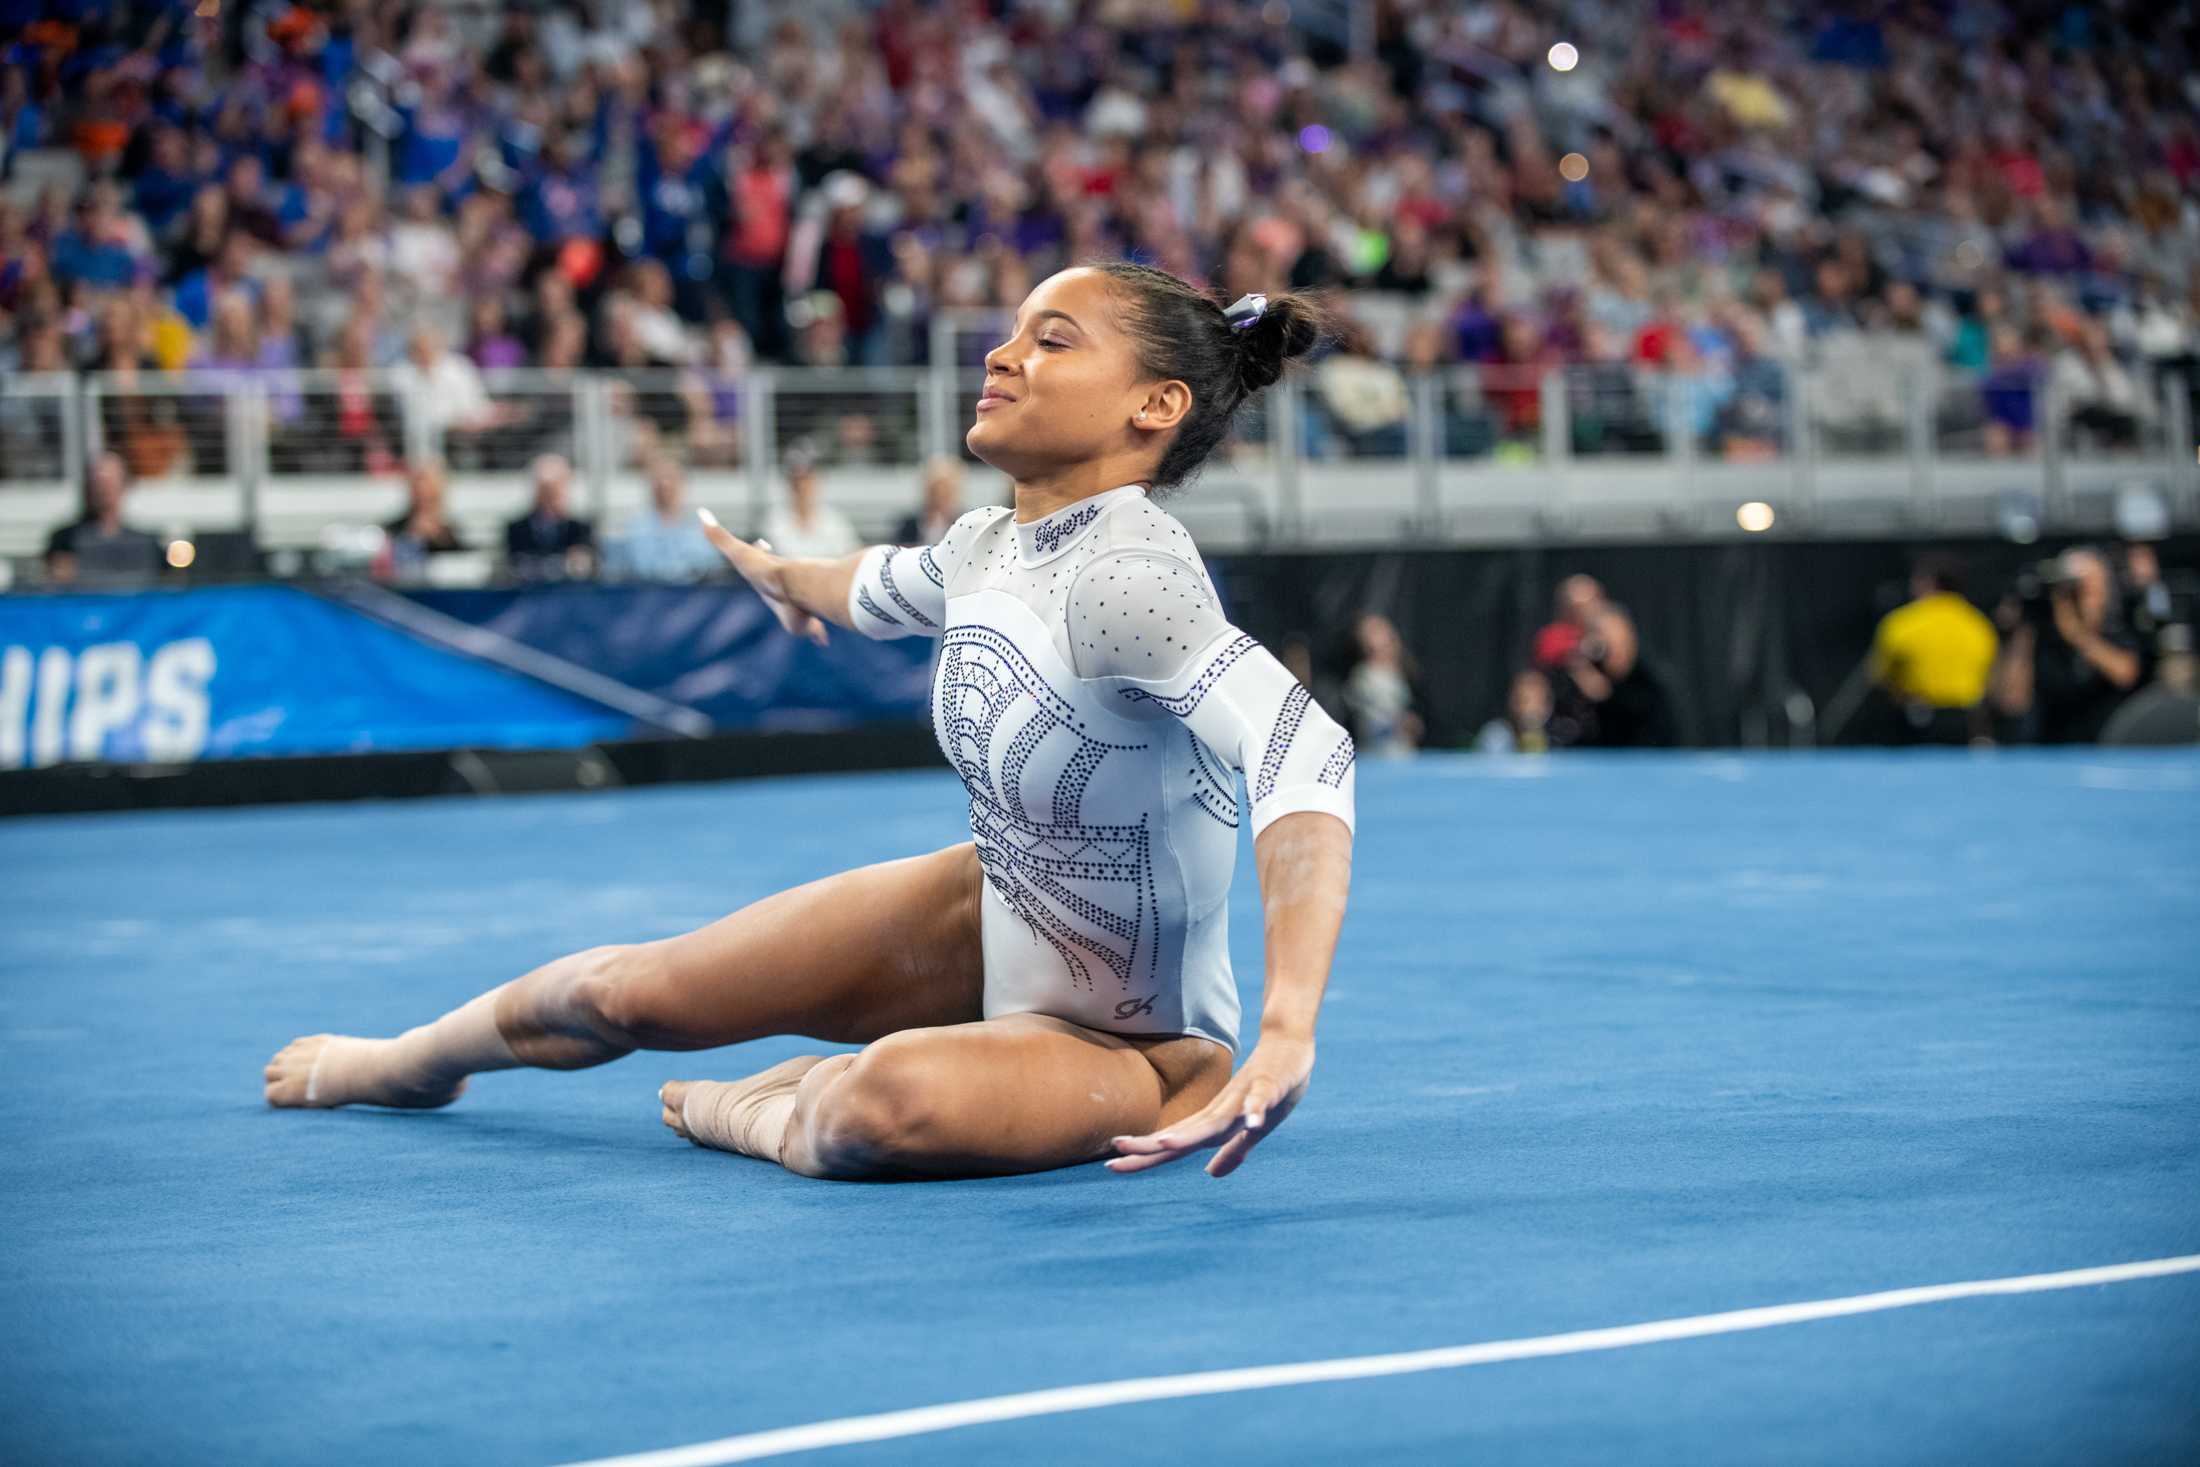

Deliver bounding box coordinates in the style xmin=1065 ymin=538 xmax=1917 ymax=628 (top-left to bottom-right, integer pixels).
xmin=403 ymin=584 xmax=935 ymax=732
xmin=0 ymin=587 xmax=632 ymax=768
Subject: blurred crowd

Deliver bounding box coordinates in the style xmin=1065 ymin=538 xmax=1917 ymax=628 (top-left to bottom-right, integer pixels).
xmin=1 ymin=0 xmax=2196 ymax=484
xmin=43 ymin=435 xmax=931 ymax=587
xmin=11 ymin=0 xmax=2200 ymax=748
xmin=44 ymin=432 xmax=984 ymax=587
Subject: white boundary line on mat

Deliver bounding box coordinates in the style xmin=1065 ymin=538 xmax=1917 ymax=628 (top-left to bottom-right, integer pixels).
xmin=559 ymin=1254 xmax=2200 ymax=1467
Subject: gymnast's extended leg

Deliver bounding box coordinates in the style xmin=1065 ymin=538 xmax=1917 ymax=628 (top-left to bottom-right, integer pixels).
xmin=264 ymin=844 xmax=986 ymax=1109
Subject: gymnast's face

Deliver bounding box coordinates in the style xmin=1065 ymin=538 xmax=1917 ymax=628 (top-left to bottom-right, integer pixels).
xmin=968 ymin=268 xmax=1175 ymax=483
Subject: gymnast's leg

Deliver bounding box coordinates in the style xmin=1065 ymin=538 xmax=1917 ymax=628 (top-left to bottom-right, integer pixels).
xmin=264 ymin=844 xmax=986 ymax=1110
xmin=662 ymin=1013 xmax=1232 ymax=1180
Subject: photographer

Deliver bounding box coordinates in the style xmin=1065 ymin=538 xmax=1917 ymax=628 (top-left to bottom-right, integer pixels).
xmin=1534 ymin=576 xmax=1682 ymax=748
xmin=1989 ymin=547 xmax=2142 ymax=743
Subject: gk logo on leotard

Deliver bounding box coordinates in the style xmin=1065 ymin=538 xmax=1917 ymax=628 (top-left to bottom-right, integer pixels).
xmin=1114 ymin=994 xmax=1158 ymax=1020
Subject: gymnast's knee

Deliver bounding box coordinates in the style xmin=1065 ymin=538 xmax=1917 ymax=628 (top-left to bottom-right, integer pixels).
xmin=802 ymin=1036 xmax=948 ymax=1174
xmin=573 ymin=943 xmax=699 ymax=1049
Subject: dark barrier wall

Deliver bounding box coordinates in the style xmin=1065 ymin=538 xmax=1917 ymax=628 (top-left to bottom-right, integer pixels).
xmin=1209 ymin=534 xmax=2200 ymax=747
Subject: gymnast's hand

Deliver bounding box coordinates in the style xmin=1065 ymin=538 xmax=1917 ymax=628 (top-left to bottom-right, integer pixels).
xmin=697 ymin=508 xmax=830 ymax=646
xmin=1106 ymin=1034 xmax=1313 ymax=1178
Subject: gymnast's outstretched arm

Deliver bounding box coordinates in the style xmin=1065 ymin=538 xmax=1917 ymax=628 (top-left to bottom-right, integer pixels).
xmin=696 ymin=508 xmax=977 ymax=648
xmin=694 ymin=509 xmax=864 ymax=645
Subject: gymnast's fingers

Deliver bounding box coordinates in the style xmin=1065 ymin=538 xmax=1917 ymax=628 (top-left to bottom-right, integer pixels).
xmin=695 ymin=507 xmax=755 ymax=565
xmin=1239 ymin=1074 xmax=1281 ymax=1131
xmin=1205 ymin=1125 xmax=1265 ymax=1178
xmin=1109 ymin=1090 xmax=1246 ymax=1168
xmin=1103 ymin=1145 xmax=1186 ymax=1174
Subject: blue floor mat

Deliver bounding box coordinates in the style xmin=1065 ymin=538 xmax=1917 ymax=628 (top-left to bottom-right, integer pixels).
xmin=2 ymin=751 xmax=2196 ymax=1464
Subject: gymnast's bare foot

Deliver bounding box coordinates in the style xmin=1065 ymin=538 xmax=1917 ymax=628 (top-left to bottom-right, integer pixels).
xmin=263 ymin=1034 xmax=469 ymax=1109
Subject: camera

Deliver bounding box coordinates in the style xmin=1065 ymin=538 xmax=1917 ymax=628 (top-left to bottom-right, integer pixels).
xmin=2012 ymin=553 xmax=2085 ymax=630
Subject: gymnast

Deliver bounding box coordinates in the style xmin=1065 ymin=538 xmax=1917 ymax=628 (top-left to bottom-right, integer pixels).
xmin=266 ymin=263 xmax=1357 ymax=1180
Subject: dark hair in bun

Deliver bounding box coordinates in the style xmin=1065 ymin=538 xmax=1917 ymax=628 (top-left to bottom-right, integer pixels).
xmin=1088 ymin=260 xmax=1328 ymax=492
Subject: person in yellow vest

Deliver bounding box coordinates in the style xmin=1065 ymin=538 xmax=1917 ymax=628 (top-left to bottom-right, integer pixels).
xmin=1868 ymin=555 xmax=1999 ymax=744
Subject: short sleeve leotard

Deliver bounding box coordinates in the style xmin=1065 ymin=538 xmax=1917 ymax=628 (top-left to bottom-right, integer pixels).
xmin=846 ymin=485 xmax=1355 ymax=1052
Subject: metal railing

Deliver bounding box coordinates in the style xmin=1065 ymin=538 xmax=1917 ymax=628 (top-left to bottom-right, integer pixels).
xmin=1 ymin=343 xmax=2194 ymax=561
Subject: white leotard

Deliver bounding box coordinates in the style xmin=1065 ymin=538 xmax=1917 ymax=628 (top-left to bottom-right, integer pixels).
xmin=847 ymin=485 xmax=1355 ymax=1052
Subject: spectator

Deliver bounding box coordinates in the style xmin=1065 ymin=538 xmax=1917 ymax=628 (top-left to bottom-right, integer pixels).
xmin=759 ymin=449 xmax=859 ymax=560
xmin=377 ymin=459 xmax=469 ymax=583
xmin=1310 ymin=322 xmax=1410 ymax=458
xmin=389 ymin=324 xmax=512 ymax=456
xmin=1571 ymin=322 xmax=1664 ymax=456
xmin=620 ymin=259 xmax=700 ymax=367
xmin=1991 ymin=548 xmax=2144 ymax=743
xmin=219 ymin=155 xmax=281 ymax=245
xmin=466 ymin=295 xmax=527 ymax=371
xmin=45 ymin=452 xmax=164 ymax=587
xmin=164 ymin=188 xmax=228 ymax=286
xmin=188 ymin=289 xmax=261 ymax=379
xmin=1342 ymin=612 xmax=1423 ymax=756
xmin=132 ymin=124 xmax=198 ymax=237
xmin=317 ymin=316 xmax=401 ymax=475
xmin=723 ymin=134 xmax=795 ymax=359
xmin=1865 ymin=555 xmax=2000 ymax=745
xmin=0 ymin=317 xmax=69 ymax=476
xmin=521 ymin=131 xmax=604 ymax=248
xmin=2050 ymin=321 xmax=2146 ymax=451
xmin=172 ymin=230 xmax=258 ymax=331
xmin=504 ymin=454 xmax=596 ymax=582
xmin=1476 ymin=668 xmax=1554 ymax=754
xmin=802 ymin=174 xmax=894 ymax=364
xmin=893 ymin=457 xmax=966 ymax=547
xmin=51 ymin=183 xmax=143 ymax=291
xmin=1980 ymin=328 xmax=2043 ymax=457
xmin=605 ymin=457 xmax=722 ymax=583
xmin=388 ymin=186 xmax=462 ymax=318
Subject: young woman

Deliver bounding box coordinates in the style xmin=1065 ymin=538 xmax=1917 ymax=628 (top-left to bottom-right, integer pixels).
xmin=266 ymin=263 xmax=1358 ymax=1181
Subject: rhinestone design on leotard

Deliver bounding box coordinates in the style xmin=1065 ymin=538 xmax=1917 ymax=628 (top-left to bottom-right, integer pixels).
xmin=936 ymin=624 xmax=1157 ymax=997
xmin=1117 ymin=634 xmax=1258 ymax=717
xmin=856 ymin=585 xmax=900 ymax=627
xmin=1254 ymin=683 xmax=1313 ymax=804
xmin=1187 ymin=736 xmax=1241 ymax=828
xmin=1030 ymin=501 xmax=1103 ymax=557
xmin=878 ymin=552 xmax=939 ymax=630
xmin=1317 ymin=734 xmax=1357 ymax=788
